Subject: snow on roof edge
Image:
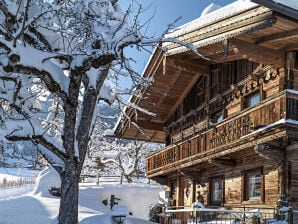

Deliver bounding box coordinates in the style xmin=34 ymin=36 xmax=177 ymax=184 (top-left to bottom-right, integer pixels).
xmin=165 ymin=0 xmax=259 ymax=39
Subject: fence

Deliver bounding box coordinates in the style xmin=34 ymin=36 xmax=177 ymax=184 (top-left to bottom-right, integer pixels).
xmin=0 ymin=178 xmax=35 ymax=189
xmin=163 ymin=206 xmax=277 ymax=224
xmin=80 ymin=174 xmax=154 ymax=185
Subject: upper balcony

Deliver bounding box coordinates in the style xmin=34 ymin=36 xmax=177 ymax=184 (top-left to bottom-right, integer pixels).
xmin=146 ymin=90 xmax=298 ymax=178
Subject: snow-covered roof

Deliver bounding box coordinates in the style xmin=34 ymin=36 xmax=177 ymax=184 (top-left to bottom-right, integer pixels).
xmin=165 ymin=0 xmax=259 ymax=38
xmin=165 ymin=0 xmax=298 ymax=39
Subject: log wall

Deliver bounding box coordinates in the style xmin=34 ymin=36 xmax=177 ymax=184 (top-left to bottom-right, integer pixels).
xmin=183 ymin=152 xmax=281 ymax=208
xmin=289 ymin=161 xmax=298 ymax=207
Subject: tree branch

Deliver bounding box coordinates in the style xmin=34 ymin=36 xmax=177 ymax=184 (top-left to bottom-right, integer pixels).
xmin=6 ymin=134 xmax=67 ymax=163
xmin=4 ymin=64 xmax=68 ymax=103
xmin=13 ymin=0 xmax=30 ymax=47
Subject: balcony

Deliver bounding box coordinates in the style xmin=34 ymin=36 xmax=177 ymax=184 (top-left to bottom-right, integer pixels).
xmin=146 ymin=90 xmax=298 ymax=177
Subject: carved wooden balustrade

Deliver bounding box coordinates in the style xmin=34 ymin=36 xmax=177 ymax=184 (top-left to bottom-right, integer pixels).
xmin=146 ymin=91 xmax=298 ymax=176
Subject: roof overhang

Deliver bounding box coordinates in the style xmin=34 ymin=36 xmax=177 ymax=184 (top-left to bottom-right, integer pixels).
xmin=115 ymin=3 xmax=298 ymax=143
xmin=115 ymin=49 xmax=210 ymax=142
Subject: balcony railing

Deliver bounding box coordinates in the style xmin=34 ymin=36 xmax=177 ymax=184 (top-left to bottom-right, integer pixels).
xmin=161 ymin=206 xmax=277 ymax=224
xmin=146 ymin=90 xmax=298 ymax=176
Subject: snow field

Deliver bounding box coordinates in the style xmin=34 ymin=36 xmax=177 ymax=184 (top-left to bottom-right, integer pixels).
xmin=0 ymin=167 xmax=162 ymax=224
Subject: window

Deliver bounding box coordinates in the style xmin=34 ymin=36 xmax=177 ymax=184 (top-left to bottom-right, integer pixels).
xmin=211 ymin=110 xmax=225 ymax=124
xmin=209 ymin=177 xmax=223 ymax=205
xmin=247 ymin=172 xmax=261 ymax=199
xmin=243 ymin=168 xmax=263 ymax=202
xmin=248 ymin=93 xmax=260 ymax=107
xmin=244 ymin=92 xmax=261 ymax=109
xmin=216 ymin=114 xmax=224 ymax=123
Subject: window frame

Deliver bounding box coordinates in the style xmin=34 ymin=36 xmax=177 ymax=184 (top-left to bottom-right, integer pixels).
xmin=243 ymin=90 xmax=261 ymax=109
xmin=211 ymin=109 xmax=226 ymax=124
xmin=242 ymin=167 xmax=264 ymax=203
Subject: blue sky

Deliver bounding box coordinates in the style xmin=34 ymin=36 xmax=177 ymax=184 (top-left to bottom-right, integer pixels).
xmin=118 ymin=0 xmax=234 ymax=73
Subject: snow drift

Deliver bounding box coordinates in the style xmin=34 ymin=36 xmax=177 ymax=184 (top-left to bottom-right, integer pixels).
xmin=31 ymin=167 xmax=61 ymax=197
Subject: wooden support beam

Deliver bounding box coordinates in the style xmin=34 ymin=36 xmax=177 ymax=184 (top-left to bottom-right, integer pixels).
xmin=180 ymin=167 xmax=201 ymax=173
xmin=135 ymin=119 xmax=164 ymax=132
xmin=254 ymin=28 xmax=298 ymax=44
xmin=168 ymin=56 xmax=210 ymax=74
xmin=163 ymin=69 xmax=209 ymax=123
xmin=208 ymin=158 xmax=236 ymax=167
xmin=280 ymin=43 xmax=298 ymax=51
xmin=255 ymin=143 xmax=284 ymax=163
xmin=230 ymin=38 xmax=285 ymax=68
xmin=151 ymin=176 xmax=168 ymax=185
xmin=154 ymin=62 xmax=182 ymax=109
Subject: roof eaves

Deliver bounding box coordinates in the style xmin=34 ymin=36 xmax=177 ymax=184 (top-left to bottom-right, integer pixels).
xmin=251 ymin=0 xmax=298 ymax=20
xmin=165 ymin=0 xmax=260 ymax=39
xmin=114 ymin=47 xmax=165 ymax=138
xmin=165 ymin=6 xmax=274 ymax=56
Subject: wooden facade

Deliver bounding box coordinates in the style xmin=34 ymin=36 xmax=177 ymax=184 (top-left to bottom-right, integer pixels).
xmin=115 ymin=0 xmax=298 ymax=213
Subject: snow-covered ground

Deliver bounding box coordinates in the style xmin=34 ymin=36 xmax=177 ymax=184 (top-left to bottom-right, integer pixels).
xmin=0 ymin=167 xmax=39 ymax=181
xmin=0 ymin=167 xmax=163 ymax=224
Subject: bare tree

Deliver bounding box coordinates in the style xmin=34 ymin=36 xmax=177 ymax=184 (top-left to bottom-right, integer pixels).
xmin=0 ymin=0 xmax=162 ymax=223
xmin=86 ymin=135 xmax=160 ymax=183
xmin=83 ymin=106 xmax=160 ymax=183
xmin=114 ymin=140 xmax=153 ymax=183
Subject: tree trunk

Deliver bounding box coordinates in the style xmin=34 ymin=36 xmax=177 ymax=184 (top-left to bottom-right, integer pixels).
xmin=58 ymin=161 xmax=79 ymax=224
xmin=124 ymin=174 xmax=133 ymax=183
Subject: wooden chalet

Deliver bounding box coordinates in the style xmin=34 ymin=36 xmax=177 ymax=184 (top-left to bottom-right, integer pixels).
xmin=115 ymin=0 xmax=298 ymax=219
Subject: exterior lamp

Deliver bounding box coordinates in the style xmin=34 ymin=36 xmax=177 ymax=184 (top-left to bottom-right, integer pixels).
xmin=112 ymin=215 xmax=126 ymax=224
xmin=111 ymin=205 xmax=128 ymax=224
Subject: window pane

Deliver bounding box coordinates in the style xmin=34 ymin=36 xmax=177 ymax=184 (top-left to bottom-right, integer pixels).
xmin=248 ymin=174 xmax=261 ymax=198
xmin=249 ymin=94 xmax=260 ymax=107
xmin=217 ymin=114 xmax=223 ymax=123
xmin=212 ymin=180 xmax=222 ymax=203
